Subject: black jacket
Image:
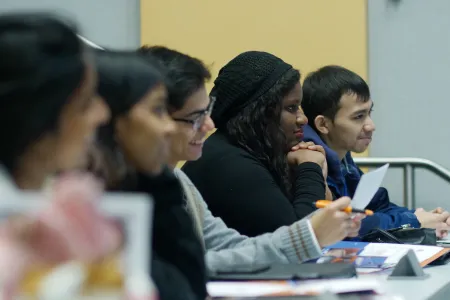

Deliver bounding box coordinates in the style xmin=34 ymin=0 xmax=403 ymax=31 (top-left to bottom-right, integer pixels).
xmin=127 ymin=167 xmax=207 ymax=300
xmin=182 ymin=131 xmax=326 ymax=237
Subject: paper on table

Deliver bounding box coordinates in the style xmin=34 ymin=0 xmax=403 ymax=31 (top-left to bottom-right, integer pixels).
xmin=207 ymin=278 xmax=384 ymax=298
xmin=293 ymin=278 xmax=384 ymax=295
xmin=356 ymin=268 xmax=384 ymax=274
xmin=206 ymin=282 xmax=290 ymax=297
xmin=352 ymin=164 xmax=389 ymax=210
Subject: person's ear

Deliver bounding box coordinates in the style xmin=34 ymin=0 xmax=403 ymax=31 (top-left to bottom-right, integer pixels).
xmin=314 ymin=115 xmax=331 ymax=135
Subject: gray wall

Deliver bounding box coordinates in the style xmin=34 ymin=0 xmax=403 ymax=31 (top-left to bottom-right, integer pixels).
xmin=0 ymin=0 xmax=140 ymax=49
xmin=368 ymin=0 xmax=450 ymax=209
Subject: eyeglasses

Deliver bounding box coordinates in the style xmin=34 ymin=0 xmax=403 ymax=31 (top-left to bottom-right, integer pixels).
xmin=173 ymin=96 xmax=216 ymax=131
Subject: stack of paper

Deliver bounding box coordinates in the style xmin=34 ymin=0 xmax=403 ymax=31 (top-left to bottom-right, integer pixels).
xmin=319 ymin=240 xmax=449 ymax=275
xmin=359 ymin=243 xmax=446 ymax=267
xmin=207 ymin=278 xmax=384 ymax=298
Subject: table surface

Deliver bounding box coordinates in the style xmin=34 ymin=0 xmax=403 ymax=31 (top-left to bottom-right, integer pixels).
xmin=52 ymin=263 xmax=446 ymax=300
xmin=364 ymin=263 xmax=450 ymax=300
xmin=213 ymin=272 xmax=448 ymax=300
xmin=218 ymin=263 xmax=450 ymax=300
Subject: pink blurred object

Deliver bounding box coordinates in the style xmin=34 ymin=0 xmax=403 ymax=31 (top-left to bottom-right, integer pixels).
xmin=0 ymin=238 xmax=29 ymax=299
xmin=0 ymin=171 xmax=123 ymax=299
xmin=35 ymin=172 xmax=122 ymax=263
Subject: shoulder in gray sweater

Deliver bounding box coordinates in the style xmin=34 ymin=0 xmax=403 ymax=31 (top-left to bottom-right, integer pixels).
xmin=174 ymin=168 xmax=322 ymax=272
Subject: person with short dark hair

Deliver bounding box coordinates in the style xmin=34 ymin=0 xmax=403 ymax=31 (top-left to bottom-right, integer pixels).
xmin=301 ymin=65 xmax=450 ymax=236
xmin=138 ymin=46 xmax=212 ymax=163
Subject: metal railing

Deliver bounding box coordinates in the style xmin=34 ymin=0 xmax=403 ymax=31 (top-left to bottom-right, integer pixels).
xmin=353 ymin=157 xmax=450 ymax=209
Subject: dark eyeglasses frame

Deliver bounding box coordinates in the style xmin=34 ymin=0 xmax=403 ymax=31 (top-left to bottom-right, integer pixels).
xmin=173 ymin=96 xmax=216 ymax=131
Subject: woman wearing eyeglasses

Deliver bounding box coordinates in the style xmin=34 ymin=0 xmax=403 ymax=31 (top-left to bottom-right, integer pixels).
xmin=140 ymin=46 xmax=217 ymax=166
xmin=169 ymin=94 xmax=215 ymax=165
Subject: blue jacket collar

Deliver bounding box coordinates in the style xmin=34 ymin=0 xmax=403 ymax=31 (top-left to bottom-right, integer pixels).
xmin=302 ymin=125 xmax=359 ymax=188
xmin=303 ymin=125 xmax=341 ymax=178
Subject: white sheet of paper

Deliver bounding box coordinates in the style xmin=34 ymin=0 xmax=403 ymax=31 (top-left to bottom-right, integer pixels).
xmin=206 ymin=282 xmax=290 ymax=297
xmin=356 ymin=268 xmax=384 ymax=274
xmin=351 ymin=163 xmax=389 ymax=209
xmin=206 ymin=279 xmax=383 ymax=297
xmin=293 ymin=278 xmax=384 ymax=295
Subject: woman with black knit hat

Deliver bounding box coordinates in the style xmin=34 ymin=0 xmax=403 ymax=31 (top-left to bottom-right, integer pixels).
xmin=93 ymin=51 xmax=207 ymax=300
xmin=183 ymin=51 xmax=361 ymax=241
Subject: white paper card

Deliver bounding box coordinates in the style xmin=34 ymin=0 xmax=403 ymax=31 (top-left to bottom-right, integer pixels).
xmin=352 ymin=164 xmax=389 ymax=209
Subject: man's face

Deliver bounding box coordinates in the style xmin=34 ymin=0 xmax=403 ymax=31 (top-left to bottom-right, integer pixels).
xmin=323 ymin=93 xmax=375 ymax=156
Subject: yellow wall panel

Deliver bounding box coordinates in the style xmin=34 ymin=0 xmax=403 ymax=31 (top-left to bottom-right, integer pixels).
xmin=140 ymin=0 xmax=369 ymax=166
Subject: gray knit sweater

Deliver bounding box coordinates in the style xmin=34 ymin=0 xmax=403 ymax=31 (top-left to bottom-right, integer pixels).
xmin=174 ymin=168 xmax=322 ymax=272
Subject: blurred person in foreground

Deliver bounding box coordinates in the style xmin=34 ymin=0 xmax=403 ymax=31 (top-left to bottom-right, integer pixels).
xmin=92 ymin=50 xmax=206 ymax=300
xmin=0 ymin=12 xmax=127 ymax=299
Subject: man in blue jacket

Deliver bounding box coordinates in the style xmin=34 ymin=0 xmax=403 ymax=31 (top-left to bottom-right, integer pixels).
xmin=301 ymin=65 xmax=450 ymax=236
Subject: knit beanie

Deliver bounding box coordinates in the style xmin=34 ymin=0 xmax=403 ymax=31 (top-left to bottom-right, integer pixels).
xmin=211 ymin=51 xmax=293 ymax=128
xmin=96 ymin=51 xmax=164 ymax=119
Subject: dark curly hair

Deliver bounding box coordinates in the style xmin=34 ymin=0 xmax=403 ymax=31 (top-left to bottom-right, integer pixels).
xmin=221 ymin=68 xmax=300 ymax=197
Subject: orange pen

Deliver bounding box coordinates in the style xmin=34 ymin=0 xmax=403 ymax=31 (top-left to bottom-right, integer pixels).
xmin=314 ymin=200 xmax=374 ymax=216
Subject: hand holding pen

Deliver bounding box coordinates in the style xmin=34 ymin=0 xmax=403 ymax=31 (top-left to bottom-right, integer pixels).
xmin=309 ymin=197 xmax=365 ymax=247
